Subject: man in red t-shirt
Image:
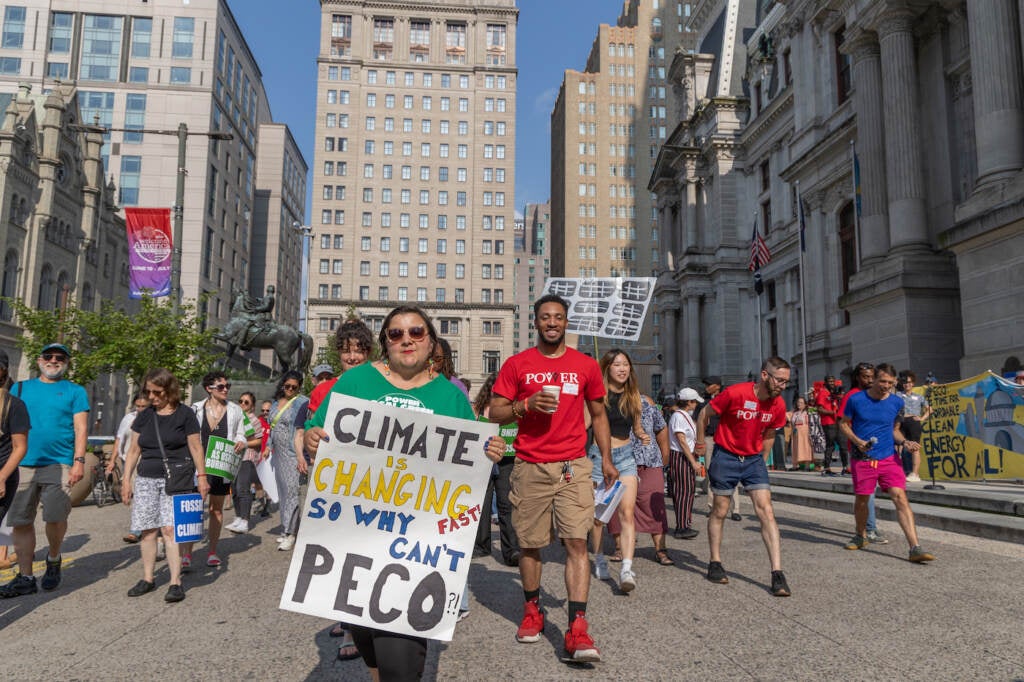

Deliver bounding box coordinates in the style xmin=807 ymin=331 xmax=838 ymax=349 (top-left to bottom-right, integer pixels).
xmin=815 ymin=375 xmax=844 ymax=475
xmin=490 ymin=294 xmax=612 ymax=663
xmin=694 ymin=356 xmax=791 ymax=597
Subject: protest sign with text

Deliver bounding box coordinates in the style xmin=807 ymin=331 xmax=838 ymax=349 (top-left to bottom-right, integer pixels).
xmin=279 ymin=393 xmax=497 ymax=641
xmin=205 ymin=435 xmax=241 ymax=482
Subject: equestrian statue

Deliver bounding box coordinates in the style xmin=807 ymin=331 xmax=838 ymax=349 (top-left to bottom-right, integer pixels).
xmin=215 ymin=285 xmax=313 ymax=376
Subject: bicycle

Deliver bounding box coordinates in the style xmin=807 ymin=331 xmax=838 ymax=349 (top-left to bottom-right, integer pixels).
xmin=91 ymin=450 xmax=123 ymax=507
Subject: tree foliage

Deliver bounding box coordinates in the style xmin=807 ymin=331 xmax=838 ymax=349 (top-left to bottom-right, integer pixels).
xmin=5 ymin=293 xmax=219 ymax=389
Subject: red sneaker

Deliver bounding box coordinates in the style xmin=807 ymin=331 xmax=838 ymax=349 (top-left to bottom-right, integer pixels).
xmin=515 ymin=600 xmax=544 ymax=643
xmin=564 ymin=613 xmax=601 ymax=662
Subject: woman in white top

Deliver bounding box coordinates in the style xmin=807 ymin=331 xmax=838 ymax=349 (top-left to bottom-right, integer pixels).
xmin=668 ymin=388 xmax=703 ymax=539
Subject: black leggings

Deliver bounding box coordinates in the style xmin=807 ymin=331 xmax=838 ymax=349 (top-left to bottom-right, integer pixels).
xmin=231 ymin=461 xmax=260 ymax=520
xmin=348 ymin=625 xmax=426 ymax=681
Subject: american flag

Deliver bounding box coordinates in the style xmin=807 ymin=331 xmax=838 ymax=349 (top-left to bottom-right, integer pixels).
xmin=748 ymin=222 xmax=771 ymax=271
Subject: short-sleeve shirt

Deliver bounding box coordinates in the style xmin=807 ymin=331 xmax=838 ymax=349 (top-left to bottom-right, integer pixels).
xmin=838 ymin=387 xmax=861 ymax=419
xmin=843 ymin=390 xmax=904 ymax=460
xmin=898 ymin=391 xmax=928 ymax=418
xmin=815 ymin=386 xmax=838 ymax=425
xmin=632 ymin=398 xmax=666 ymax=468
xmin=307 ymin=362 xmax=474 ymax=430
xmin=492 ymin=347 xmax=605 ymax=464
xmin=0 ymin=394 xmax=30 ymax=467
xmin=16 ymin=378 xmax=90 ymax=467
xmin=708 ymin=382 xmax=787 ymax=456
xmin=115 ymin=412 xmax=137 ymax=461
xmin=668 ymin=410 xmax=696 ymax=454
xmin=132 ymin=404 xmax=201 ymax=479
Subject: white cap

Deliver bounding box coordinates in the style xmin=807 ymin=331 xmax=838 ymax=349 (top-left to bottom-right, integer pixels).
xmin=677 ymin=387 xmax=704 ymax=402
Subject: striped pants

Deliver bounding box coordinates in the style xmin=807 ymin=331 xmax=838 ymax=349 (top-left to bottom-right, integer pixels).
xmin=274 ymin=453 xmax=301 ymax=535
xmin=668 ymin=450 xmax=696 ymax=530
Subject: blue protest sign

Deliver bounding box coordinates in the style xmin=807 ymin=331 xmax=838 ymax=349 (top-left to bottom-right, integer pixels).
xmin=172 ymin=493 xmax=204 ymax=543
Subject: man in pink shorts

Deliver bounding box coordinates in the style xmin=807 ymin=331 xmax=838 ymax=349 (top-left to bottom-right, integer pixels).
xmin=839 ymin=363 xmax=935 ymax=563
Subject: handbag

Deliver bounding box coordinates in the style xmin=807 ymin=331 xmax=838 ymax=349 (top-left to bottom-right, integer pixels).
xmin=154 ymin=411 xmax=195 ymax=494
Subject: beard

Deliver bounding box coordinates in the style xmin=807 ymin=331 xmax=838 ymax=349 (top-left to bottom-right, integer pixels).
xmin=41 ymin=366 xmax=67 ymax=380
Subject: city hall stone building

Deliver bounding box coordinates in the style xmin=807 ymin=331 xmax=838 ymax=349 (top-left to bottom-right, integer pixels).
xmin=651 ymin=0 xmax=1023 ymax=396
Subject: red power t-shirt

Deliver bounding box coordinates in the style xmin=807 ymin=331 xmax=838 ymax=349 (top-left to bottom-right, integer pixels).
xmin=492 ymin=346 xmax=605 ymax=463
xmin=815 ymin=386 xmax=838 ymax=425
xmin=708 ymin=382 xmax=787 ymax=456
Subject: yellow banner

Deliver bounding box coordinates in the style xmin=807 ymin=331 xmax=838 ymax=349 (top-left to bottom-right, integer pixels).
xmin=919 ymin=372 xmax=1024 ymax=481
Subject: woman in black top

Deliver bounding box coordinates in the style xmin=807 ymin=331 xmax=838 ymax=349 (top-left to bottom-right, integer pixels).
xmin=122 ymin=368 xmax=209 ymax=603
xmin=0 ymin=350 xmax=30 ymax=571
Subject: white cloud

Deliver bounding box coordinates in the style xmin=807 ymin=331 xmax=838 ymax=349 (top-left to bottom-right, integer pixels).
xmin=533 ymin=86 xmax=559 ymax=116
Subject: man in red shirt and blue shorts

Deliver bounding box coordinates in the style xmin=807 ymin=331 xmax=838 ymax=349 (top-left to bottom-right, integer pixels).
xmin=695 ymin=356 xmax=791 ymax=596
xmin=491 ymin=294 xmax=613 ymax=663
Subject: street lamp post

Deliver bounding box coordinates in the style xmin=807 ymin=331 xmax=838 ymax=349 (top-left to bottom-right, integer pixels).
xmin=71 ymin=121 xmax=233 ymax=315
xmin=293 ymin=222 xmax=312 ymax=333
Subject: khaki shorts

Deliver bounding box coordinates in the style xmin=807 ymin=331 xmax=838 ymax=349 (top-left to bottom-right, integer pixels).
xmin=510 ymin=457 xmax=594 ymax=549
xmin=6 ymin=464 xmax=73 ymax=526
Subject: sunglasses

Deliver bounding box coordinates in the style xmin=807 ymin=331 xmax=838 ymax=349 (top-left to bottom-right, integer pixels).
xmin=386 ymin=326 xmax=427 ymax=343
xmin=283 ymin=383 xmax=301 ymax=391
xmin=209 ymin=383 xmax=231 ymax=391
xmin=261 ymin=408 xmax=270 ymax=414
xmin=41 ymin=353 xmax=68 ymax=362
xmin=239 ymin=399 xmax=251 ymax=405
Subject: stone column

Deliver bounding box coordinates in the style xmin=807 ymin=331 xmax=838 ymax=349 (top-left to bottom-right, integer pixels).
xmin=661 ymin=302 xmax=679 ymax=391
xmin=685 ymin=296 xmax=701 ymax=384
xmin=684 ymin=180 xmax=698 ymax=251
xmin=970 ymin=1 xmax=1024 ymax=183
xmin=843 ymin=28 xmax=889 ymax=263
xmin=877 ymin=12 xmax=930 ymax=250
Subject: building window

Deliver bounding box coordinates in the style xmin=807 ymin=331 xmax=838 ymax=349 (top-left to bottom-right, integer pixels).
xmin=446 ymin=22 xmax=467 ymax=64
xmin=170 ymin=67 xmax=192 ymax=84
xmin=81 ymin=15 xmax=123 ymax=81
xmin=48 ymin=11 xmax=73 ymax=53
xmin=124 ymin=94 xmax=146 ymax=143
xmin=2 ymin=6 xmax=26 ymax=49
xmin=172 ymin=17 xmax=194 ymax=58
xmin=835 ymin=26 xmax=852 ymax=106
xmin=483 ymin=350 xmax=500 ymax=374
xmin=119 ymin=156 xmax=142 ymax=205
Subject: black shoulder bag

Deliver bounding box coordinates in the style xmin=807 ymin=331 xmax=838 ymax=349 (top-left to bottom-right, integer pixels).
xmin=154 ymin=410 xmax=196 ymax=494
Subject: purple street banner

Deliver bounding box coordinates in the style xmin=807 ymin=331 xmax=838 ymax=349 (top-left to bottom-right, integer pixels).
xmin=125 ymin=207 xmax=172 ymax=299
xmin=279 ymin=393 xmax=497 ymax=641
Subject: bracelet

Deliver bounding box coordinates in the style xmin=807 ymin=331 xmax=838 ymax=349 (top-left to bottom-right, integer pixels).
xmin=511 ymin=400 xmax=524 ymax=419
xmin=73 ymin=456 xmax=86 ymax=463
xmin=197 ymin=473 xmax=208 ymax=477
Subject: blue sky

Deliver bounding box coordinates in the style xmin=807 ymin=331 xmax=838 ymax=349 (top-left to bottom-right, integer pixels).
xmin=227 ymin=0 xmax=627 ymax=216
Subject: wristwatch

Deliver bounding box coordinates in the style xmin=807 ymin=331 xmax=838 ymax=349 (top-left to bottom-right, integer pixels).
xmin=74 ymin=457 xmax=86 ymax=463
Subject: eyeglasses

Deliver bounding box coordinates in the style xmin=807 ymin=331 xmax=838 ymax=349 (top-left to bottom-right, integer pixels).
xmin=260 ymin=408 xmax=270 ymax=414
xmin=239 ymin=399 xmax=251 ymax=406
xmin=765 ymin=372 xmax=790 ymax=387
xmin=283 ymin=383 xmax=301 ymax=391
xmin=41 ymin=353 xmax=68 ymax=362
xmin=208 ymin=383 xmax=231 ymax=391
xmin=386 ymin=326 xmax=427 ymax=343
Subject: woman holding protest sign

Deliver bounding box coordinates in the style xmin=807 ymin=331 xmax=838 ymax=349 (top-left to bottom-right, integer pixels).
xmin=304 ymin=305 xmax=505 ymax=682
xmin=181 ymin=371 xmax=254 ymax=569
xmin=266 ymin=370 xmax=309 ymax=552
xmin=121 ymin=368 xmax=209 ymax=602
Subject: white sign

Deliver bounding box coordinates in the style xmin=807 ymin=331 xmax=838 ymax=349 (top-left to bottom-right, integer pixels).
xmin=542 ymin=277 xmax=656 ymax=341
xmin=279 ymin=394 xmax=497 ymax=641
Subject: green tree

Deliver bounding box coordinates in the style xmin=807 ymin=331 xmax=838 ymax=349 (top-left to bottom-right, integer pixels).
xmin=5 ymin=293 xmax=219 ymax=389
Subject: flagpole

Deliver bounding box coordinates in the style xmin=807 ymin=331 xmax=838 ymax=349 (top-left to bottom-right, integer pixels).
xmin=755 ymin=211 xmax=763 ymax=362
xmin=796 ymin=181 xmax=809 ymax=397
xmin=851 ymin=140 xmax=862 ymax=267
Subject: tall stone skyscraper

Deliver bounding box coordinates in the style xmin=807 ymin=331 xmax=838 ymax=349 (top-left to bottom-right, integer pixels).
xmin=310 ymin=1 xmax=518 ymax=383
xmin=550 ymin=0 xmax=693 ymax=389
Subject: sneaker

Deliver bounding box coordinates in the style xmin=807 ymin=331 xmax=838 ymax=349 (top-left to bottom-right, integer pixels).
xmin=275 ymin=535 xmax=286 ymax=544
xmin=127 ymin=579 xmax=156 ymax=597
xmin=122 ymin=533 xmax=140 ymax=544
xmin=515 ymin=600 xmax=545 ymax=643
xmin=278 ymin=535 xmax=295 ymax=551
xmin=41 ymin=556 xmax=62 ymax=591
xmin=866 ymin=530 xmax=888 ymax=545
xmin=906 ymin=473 xmax=922 ymax=482
xmin=677 ymin=527 xmax=699 ymax=539
xmin=0 ymin=574 xmax=38 ymax=598
xmin=164 ymin=584 xmax=186 ymax=603
xmin=619 ymin=569 xmax=636 ymax=593
xmin=770 ymin=570 xmax=791 ymax=597
xmin=730 ymin=513 xmax=743 ymax=522
xmin=593 ymin=554 xmax=609 ymax=580
xmin=228 ymin=518 xmax=250 ymax=534
xmin=909 ymin=546 xmax=935 ymax=563
xmin=706 ymin=561 xmax=729 ymax=584
xmin=564 ymin=613 xmax=601 ymax=662
xmin=180 ymin=554 xmax=192 ymax=571
xmin=156 ymin=540 xmax=166 ymax=561
xmin=457 ymin=609 xmax=470 ymax=622
xmin=844 ymin=535 xmax=868 ymax=550
xmin=206 ymin=553 xmax=222 ymax=567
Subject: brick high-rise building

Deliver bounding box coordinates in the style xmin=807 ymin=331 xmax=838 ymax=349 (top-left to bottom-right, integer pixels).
xmin=514 ymin=201 xmax=551 ymax=352
xmin=550 ymin=0 xmax=693 ymax=388
xmin=310 ymin=1 xmax=518 ymax=384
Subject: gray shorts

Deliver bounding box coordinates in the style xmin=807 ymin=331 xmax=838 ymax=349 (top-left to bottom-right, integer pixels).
xmin=6 ymin=464 xmax=72 ymax=526
xmin=130 ymin=476 xmax=176 ymax=531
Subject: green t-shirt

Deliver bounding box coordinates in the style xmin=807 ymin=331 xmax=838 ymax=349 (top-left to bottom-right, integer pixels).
xmin=307 ymin=362 xmax=475 ymax=429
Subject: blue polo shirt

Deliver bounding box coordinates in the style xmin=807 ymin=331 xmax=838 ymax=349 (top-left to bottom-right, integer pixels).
xmin=15 ymin=378 xmax=90 ymax=467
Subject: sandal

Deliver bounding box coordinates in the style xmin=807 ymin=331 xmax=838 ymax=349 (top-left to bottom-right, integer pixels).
xmin=337 ymin=636 xmax=360 ymax=661
xmin=329 ymin=623 xmax=347 ymax=638
xmin=608 ymin=551 xmax=623 ymax=562
xmin=655 ymin=549 xmax=674 ymax=566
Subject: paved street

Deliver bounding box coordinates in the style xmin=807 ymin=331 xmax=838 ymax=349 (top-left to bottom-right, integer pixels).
xmin=1 ymin=493 xmax=1022 ymax=681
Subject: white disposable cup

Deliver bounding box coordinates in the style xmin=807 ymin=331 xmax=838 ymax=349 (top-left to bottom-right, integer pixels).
xmin=541 ymin=385 xmax=561 ymax=412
